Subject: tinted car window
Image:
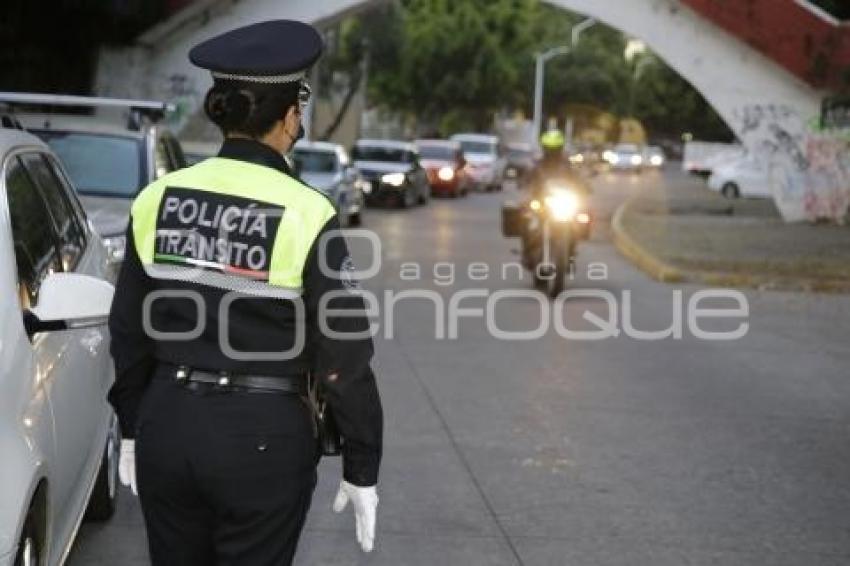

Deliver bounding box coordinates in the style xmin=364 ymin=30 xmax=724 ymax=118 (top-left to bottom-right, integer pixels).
xmin=20 ymin=153 xmax=87 ymax=271
xmin=418 ymin=146 xmax=456 ymax=160
xmin=293 ymin=150 xmax=338 ymax=173
xmin=34 ymin=130 xmax=143 ymax=197
xmin=352 ymin=146 xmax=413 ymax=163
xmin=5 ymin=157 xmax=61 ymax=308
xmin=458 ymin=141 xmax=496 ymax=155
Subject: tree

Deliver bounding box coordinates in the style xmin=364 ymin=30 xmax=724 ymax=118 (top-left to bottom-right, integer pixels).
xmin=357 ymin=0 xmax=732 ymax=140
xmin=369 ymin=0 xmax=539 ymax=134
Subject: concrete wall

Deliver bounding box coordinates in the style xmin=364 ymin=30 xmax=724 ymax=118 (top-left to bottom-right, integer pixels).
xmin=94 ymin=0 xmax=375 ymax=138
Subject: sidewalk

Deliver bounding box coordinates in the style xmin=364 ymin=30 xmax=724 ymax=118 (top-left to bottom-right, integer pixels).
xmin=611 ymin=170 xmax=850 ymax=292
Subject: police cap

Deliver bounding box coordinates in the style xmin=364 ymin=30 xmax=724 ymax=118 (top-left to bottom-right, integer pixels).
xmin=189 ymin=20 xmax=323 ymax=84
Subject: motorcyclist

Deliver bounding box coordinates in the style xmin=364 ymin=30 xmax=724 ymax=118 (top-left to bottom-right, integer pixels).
xmin=526 ymin=129 xmax=589 ymax=200
xmin=520 ymin=129 xmax=591 ymax=269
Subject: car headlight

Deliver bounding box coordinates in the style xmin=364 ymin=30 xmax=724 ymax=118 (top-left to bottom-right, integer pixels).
xmin=650 ymin=155 xmax=663 ymax=166
xmin=381 ymin=172 xmax=406 ymax=187
xmin=603 ymin=150 xmax=616 ymax=163
xmin=631 ymin=155 xmax=643 ymax=166
xmin=438 ymin=166 xmax=455 ymax=181
xmin=544 ymin=189 xmax=580 ymax=222
xmin=103 ymin=235 xmax=126 ymax=263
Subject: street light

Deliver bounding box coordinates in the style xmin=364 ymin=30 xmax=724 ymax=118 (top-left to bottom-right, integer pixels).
xmin=532 ymin=17 xmax=596 ymax=150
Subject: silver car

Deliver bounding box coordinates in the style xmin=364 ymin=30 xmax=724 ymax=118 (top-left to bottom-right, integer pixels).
xmin=2 ymin=93 xmax=187 ymax=266
xmin=292 ymin=140 xmax=366 ymax=226
xmin=0 ymin=124 xmax=118 ymax=566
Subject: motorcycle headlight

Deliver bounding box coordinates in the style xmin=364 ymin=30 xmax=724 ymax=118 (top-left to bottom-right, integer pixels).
xmin=103 ymin=235 xmax=126 ymax=264
xmin=544 ymin=189 xmax=580 ymax=222
xmin=381 ymin=172 xmax=406 ymax=187
xmin=438 ymin=166 xmax=455 ymax=181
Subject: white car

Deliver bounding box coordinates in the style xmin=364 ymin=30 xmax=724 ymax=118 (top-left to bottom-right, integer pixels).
xmin=603 ymin=144 xmax=644 ymax=172
xmin=450 ymin=133 xmax=507 ymax=191
xmin=643 ymin=145 xmax=666 ymax=168
xmin=0 ymin=124 xmax=118 ymax=566
xmin=707 ymin=156 xmax=772 ymax=199
xmin=292 ymin=140 xmax=366 ymax=226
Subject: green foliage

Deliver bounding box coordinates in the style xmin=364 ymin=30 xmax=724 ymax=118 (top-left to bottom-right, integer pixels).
xmin=354 ymin=0 xmax=731 ymax=140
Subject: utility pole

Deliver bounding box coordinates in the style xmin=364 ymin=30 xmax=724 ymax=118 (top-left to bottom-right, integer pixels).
xmin=532 ymin=17 xmax=596 ymax=150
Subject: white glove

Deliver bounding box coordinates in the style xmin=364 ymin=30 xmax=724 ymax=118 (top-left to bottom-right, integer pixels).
xmin=118 ymin=439 xmax=138 ymax=496
xmin=332 ymin=480 xmax=378 ymax=553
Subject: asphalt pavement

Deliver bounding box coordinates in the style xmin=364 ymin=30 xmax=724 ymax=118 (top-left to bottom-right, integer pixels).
xmin=69 ymin=167 xmax=850 ymax=565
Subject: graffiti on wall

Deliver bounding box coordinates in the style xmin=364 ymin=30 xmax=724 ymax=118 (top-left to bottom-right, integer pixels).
xmin=733 ymin=104 xmax=850 ymax=224
xmin=156 ymin=73 xmax=201 ymax=132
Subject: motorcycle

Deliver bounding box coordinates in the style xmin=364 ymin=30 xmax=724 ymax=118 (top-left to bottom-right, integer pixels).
xmin=502 ymin=181 xmax=592 ymax=297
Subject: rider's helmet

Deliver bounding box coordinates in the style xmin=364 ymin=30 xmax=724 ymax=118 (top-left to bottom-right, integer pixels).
xmin=540 ymin=129 xmax=565 ymax=159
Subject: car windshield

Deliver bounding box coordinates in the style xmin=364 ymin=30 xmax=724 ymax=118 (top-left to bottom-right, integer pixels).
xmin=458 ymin=141 xmax=495 ymax=155
xmin=294 ymin=150 xmax=338 ymax=173
xmin=418 ymin=145 xmax=456 ymax=160
xmin=33 ymin=130 xmax=143 ymax=197
xmin=352 ymin=146 xmax=412 ymax=163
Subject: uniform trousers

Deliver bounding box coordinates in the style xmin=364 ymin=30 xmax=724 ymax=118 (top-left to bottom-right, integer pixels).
xmin=135 ymin=369 xmax=317 ymax=566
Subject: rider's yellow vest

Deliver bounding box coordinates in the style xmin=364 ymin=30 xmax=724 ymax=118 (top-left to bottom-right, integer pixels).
xmin=130 ymin=157 xmax=336 ymax=298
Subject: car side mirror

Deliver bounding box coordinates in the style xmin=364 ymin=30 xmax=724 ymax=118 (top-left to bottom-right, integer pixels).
xmin=24 ymin=272 xmax=114 ymax=336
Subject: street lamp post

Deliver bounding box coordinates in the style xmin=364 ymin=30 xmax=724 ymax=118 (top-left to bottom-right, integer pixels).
xmin=532 ymin=17 xmax=596 ymax=150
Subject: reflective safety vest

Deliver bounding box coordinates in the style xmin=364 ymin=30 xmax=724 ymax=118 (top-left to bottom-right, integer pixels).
xmin=130 ymin=157 xmax=336 ymax=299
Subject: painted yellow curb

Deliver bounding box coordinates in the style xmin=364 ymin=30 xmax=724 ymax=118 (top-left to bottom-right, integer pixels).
xmin=610 ymin=200 xmax=850 ymax=293
xmin=611 ymin=199 xmax=685 ymax=283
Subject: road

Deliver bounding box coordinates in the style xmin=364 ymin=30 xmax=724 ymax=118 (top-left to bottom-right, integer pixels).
xmin=69 ymin=168 xmax=850 ymax=565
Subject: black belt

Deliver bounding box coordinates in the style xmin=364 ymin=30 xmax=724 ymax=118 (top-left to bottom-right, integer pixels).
xmin=159 ymin=365 xmax=307 ymax=396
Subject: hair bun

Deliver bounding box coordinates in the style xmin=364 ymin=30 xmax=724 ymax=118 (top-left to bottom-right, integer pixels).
xmin=204 ymin=86 xmax=256 ymax=131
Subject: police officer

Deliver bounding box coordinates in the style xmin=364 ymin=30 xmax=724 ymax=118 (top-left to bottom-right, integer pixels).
xmin=107 ymin=20 xmax=383 ymax=565
xmin=521 ymin=129 xmax=591 ymax=268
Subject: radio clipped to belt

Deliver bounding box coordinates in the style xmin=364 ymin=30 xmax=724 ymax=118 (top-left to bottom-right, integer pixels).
xmin=307 ymin=373 xmax=342 ymax=456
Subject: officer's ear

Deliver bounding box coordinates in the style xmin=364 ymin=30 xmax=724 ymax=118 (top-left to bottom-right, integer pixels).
xmin=284 ymin=104 xmax=301 ymax=125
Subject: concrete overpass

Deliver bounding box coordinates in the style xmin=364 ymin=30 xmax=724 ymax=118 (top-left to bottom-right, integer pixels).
xmin=95 ymin=0 xmax=850 ymax=221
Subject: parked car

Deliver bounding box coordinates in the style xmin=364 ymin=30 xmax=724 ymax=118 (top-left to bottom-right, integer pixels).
xmin=292 ymin=140 xmax=366 ymax=226
xmin=351 ymin=139 xmax=430 ymax=208
xmin=414 ymin=139 xmax=470 ymax=198
xmin=2 ymin=93 xmax=187 ymax=265
xmin=707 ymin=155 xmax=772 ymax=199
xmin=682 ymin=141 xmax=744 ymax=176
xmin=643 ymin=145 xmax=666 ymax=168
xmin=0 ymin=121 xmax=119 ymax=566
xmin=451 ymin=133 xmax=507 ymax=191
xmin=603 ymin=143 xmax=645 ymax=172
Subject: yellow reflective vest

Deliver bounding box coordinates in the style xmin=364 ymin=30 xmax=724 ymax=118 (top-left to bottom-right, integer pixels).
xmin=130 ymin=156 xmax=336 ymax=297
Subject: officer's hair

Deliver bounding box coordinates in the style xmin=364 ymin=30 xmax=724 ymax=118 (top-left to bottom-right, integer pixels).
xmin=204 ymin=79 xmax=300 ymax=138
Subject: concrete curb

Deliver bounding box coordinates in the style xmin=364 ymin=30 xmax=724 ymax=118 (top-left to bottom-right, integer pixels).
xmin=611 ymin=199 xmax=850 ymax=293
xmin=610 ymin=199 xmax=685 ymax=284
